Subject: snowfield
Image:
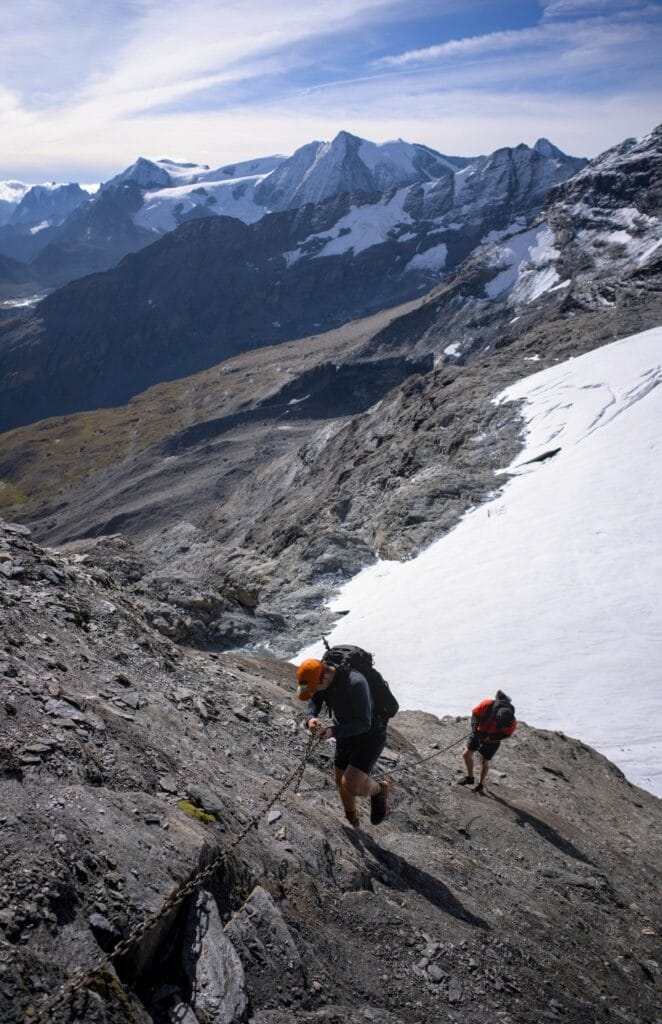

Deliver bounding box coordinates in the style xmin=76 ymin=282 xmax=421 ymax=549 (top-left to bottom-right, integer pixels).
xmin=134 ymin=175 xmax=270 ymax=232
xmin=485 ymin=223 xmax=560 ymax=302
xmin=297 ymin=327 xmax=662 ymax=797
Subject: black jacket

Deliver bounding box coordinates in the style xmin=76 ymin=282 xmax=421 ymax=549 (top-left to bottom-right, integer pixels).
xmin=305 ymin=667 xmax=376 ymax=739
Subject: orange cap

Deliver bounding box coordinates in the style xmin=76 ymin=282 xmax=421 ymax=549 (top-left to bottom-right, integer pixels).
xmin=296 ymin=658 xmax=324 ymax=700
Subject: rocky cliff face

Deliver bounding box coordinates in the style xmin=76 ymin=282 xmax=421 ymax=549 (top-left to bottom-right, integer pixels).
xmin=0 ymin=254 xmax=41 ymax=301
xmin=9 ymin=182 xmax=91 ymax=228
xmin=0 ymin=184 xmax=93 ymax=267
xmin=29 ymin=183 xmax=159 ymax=288
xmin=1 ymin=519 xmax=660 ymax=1024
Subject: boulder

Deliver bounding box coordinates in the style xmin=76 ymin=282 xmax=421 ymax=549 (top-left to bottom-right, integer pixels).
xmin=183 ymin=889 xmax=248 ymax=1024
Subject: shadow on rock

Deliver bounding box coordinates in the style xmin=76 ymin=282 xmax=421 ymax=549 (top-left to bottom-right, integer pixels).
xmin=488 ymin=792 xmax=595 ymax=866
xmin=345 ymin=829 xmax=489 ymax=930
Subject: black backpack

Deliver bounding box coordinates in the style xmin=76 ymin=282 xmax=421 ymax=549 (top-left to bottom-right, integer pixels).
xmin=321 ymin=642 xmax=399 ymax=723
xmin=491 ymin=693 xmax=516 ymax=724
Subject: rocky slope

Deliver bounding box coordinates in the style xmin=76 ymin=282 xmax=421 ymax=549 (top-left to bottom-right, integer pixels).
xmin=28 ymin=266 xmax=655 ymax=657
xmin=1 ymin=519 xmax=660 ymax=1024
xmin=0 ymin=254 xmax=42 ymax=301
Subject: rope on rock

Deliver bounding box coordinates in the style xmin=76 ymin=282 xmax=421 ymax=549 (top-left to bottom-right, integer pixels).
xmin=29 ymin=733 xmax=322 ymax=1024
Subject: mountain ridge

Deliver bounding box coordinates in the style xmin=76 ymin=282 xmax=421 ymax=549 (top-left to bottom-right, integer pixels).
xmin=0 ymin=133 xmax=590 ymax=432
xmin=0 ymin=130 xmax=583 ymax=297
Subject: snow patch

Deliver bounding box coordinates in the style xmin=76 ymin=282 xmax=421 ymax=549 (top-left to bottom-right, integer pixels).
xmin=296 ymin=327 xmax=662 ymax=796
xmin=486 ymin=224 xmax=560 ymax=303
xmin=481 ymin=220 xmax=527 ymax=245
xmin=453 ymin=166 xmax=472 ymax=198
xmin=309 ymin=189 xmax=413 ymax=259
xmin=134 ymin=174 xmax=270 ymax=231
xmin=283 ymin=250 xmax=301 ymax=268
xmin=405 ymin=242 xmax=448 ymax=274
xmin=638 ymin=239 xmax=662 ymax=265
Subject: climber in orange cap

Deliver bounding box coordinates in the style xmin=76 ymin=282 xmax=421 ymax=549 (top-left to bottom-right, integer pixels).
xmin=296 ymin=658 xmax=327 ymax=701
xmin=295 ymin=657 xmax=390 ymax=828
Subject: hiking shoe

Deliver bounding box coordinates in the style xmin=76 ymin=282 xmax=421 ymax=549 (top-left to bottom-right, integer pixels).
xmin=370 ymin=780 xmax=391 ymax=825
xmin=457 ymin=776 xmax=475 ymax=786
xmin=345 ymin=808 xmax=360 ymax=828
xmin=473 ymin=783 xmax=484 ymax=793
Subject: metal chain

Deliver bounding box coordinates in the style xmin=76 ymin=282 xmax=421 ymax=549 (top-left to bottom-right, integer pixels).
xmin=384 ymin=733 xmax=469 ymax=780
xmin=30 ymin=734 xmax=321 ymax=1024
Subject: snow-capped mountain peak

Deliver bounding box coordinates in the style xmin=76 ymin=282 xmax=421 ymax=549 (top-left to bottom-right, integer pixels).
xmin=103 ymin=157 xmax=184 ymax=191
xmin=0 ymin=129 xmax=591 ymax=298
xmin=254 ymin=130 xmax=469 ymax=211
xmin=0 ymin=181 xmax=33 ymax=227
xmin=104 ymin=154 xmax=287 ymax=196
xmin=533 ymin=137 xmax=568 ymax=159
xmin=8 ymin=182 xmax=91 ymax=229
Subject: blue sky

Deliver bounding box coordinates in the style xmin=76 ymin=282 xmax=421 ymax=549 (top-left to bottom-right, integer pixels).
xmin=1 ymin=0 xmax=660 ymax=182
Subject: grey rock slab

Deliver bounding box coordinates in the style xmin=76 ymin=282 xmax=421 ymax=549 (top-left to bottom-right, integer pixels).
xmin=2 ymin=523 xmax=31 ymax=536
xmin=225 ymin=884 xmax=304 ymax=1001
xmin=187 ymin=785 xmax=225 ymax=816
xmin=447 ymin=975 xmax=463 ymax=1003
xmin=44 ymin=700 xmax=88 ymax=723
xmin=40 ymin=566 xmax=66 ymax=585
xmin=168 ymin=1000 xmax=201 ymax=1023
xmin=183 ymin=888 xmax=248 ymax=1024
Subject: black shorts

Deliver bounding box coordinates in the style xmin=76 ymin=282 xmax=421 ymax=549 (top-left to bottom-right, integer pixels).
xmin=334 ymin=729 xmax=387 ymax=775
xmin=467 ymin=734 xmax=500 ymax=760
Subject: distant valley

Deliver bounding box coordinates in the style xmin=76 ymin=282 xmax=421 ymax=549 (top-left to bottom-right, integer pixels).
xmin=1 ymin=124 xmax=659 ymax=655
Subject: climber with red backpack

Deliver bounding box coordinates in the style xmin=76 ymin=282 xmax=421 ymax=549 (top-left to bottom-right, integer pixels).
xmin=295 ymin=643 xmax=398 ymax=828
xmin=458 ymin=689 xmax=517 ymax=792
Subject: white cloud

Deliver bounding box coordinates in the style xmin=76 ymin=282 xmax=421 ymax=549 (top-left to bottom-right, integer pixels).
xmin=374 ymin=27 xmax=546 ymax=66
xmin=1 ymin=0 xmax=660 ymax=179
xmin=68 ymin=1 xmax=398 ymax=108
xmin=1 ymin=0 xmax=403 ymax=175
xmin=4 ymin=0 xmax=399 ymax=117
xmin=541 ymin=0 xmax=649 ymax=16
xmin=373 ymin=7 xmax=661 ymax=69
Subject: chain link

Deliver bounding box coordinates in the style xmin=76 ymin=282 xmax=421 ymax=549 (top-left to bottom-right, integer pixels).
xmin=29 ymin=734 xmax=321 ymax=1024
